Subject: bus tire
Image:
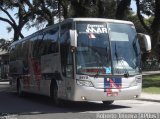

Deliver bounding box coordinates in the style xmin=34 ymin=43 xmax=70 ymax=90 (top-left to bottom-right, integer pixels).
xmin=102 ymin=101 xmax=114 ymax=105
xmin=17 ymin=79 xmax=23 ymax=97
xmin=50 ymin=81 xmax=62 ymax=105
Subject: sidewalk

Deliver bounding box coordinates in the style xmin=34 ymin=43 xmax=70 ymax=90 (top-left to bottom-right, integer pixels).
xmin=140 ymin=71 xmax=160 ymax=102
xmin=138 ymin=93 xmax=160 ymax=102
xmin=0 ymin=81 xmax=9 ymax=85
xmin=142 ymin=71 xmax=160 ymax=75
xmin=0 ymin=79 xmax=10 ymax=85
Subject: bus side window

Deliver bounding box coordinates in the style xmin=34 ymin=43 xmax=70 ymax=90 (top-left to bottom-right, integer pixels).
xmin=10 ymin=46 xmax=16 ymax=61
xmin=31 ymin=36 xmax=38 ymax=58
xmin=15 ymin=43 xmax=22 ymax=60
xmin=21 ymin=41 xmax=29 ymax=74
xmin=22 ymin=41 xmax=29 ymax=59
xmin=41 ymin=29 xmax=59 ymax=55
xmin=32 ymin=34 xmax=44 ymax=58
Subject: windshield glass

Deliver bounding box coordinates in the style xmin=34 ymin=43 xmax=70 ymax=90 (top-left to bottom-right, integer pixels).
xmin=75 ymin=22 xmax=141 ymax=76
xmin=108 ymin=23 xmax=141 ymax=75
xmin=76 ymin=22 xmax=112 ymax=75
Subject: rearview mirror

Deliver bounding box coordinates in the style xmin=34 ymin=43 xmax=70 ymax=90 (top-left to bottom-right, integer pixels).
xmin=137 ymin=33 xmax=151 ymax=52
xmin=69 ymin=30 xmax=77 ymax=47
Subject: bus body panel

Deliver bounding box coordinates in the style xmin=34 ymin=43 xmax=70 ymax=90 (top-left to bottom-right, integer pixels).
xmin=41 ymin=53 xmax=61 ymax=74
xmin=9 ymin=18 xmax=143 ymax=103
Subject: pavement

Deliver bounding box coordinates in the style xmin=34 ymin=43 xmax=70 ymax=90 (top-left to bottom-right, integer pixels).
xmin=138 ymin=93 xmax=160 ymax=102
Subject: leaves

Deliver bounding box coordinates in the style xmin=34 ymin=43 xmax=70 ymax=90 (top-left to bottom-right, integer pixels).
xmin=139 ymin=0 xmax=155 ymax=16
xmin=0 ymin=38 xmax=11 ymax=50
xmin=0 ymin=0 xmax=36 ymax=41
xmin=6 ymin=26 xmax=12 ymax=33
xmin=116 ymin=0 xmax=131 ymax=19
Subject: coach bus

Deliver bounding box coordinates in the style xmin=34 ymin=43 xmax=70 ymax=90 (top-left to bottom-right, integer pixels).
xmin=9 ymin=18 xmax=151 ymax=105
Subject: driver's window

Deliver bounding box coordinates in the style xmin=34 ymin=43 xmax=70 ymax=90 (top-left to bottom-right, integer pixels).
xmin=60 ymin=24 xmax=73 ymax=78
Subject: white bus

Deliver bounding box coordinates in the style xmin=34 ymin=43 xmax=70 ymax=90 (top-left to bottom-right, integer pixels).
xmin=9 ymin=18 xmax=151 ymax=105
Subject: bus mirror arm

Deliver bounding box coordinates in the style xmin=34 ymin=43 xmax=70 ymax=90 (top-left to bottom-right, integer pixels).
xmin=137 ymin=33 xmax=151 ymax=53
xmin=69 ymin=30 xmax=77 ymax=47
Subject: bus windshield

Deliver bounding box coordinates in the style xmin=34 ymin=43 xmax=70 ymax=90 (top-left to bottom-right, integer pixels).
xmin=108 ymin=23 xmax=140 ymax=75
xmin=76 ymin=22 xmax=141 ymax=75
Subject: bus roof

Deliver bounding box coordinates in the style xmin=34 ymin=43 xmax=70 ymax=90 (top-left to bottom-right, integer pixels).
xmin=10 ymin=18 xmax=134 ymax=46
xmin=67 ymin=18 xmax=133 ymax=25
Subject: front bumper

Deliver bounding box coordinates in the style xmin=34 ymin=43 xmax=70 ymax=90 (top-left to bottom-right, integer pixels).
xmin=72 ymin=85 xmax=141 ymax=101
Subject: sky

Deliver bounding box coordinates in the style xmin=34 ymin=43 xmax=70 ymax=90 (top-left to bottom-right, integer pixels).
xmin=0 ymin=1 xmax=137 ymax=41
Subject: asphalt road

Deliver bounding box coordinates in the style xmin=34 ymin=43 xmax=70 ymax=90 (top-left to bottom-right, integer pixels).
xmin=0 ymin=84 xmax=160 ymax=119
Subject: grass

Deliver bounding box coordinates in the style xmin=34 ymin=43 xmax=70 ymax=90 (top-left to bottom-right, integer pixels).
xmin=142 ymin=87 xmax=160 ymax=94
xmin=142 ymin=75 xmax=160 ymax=94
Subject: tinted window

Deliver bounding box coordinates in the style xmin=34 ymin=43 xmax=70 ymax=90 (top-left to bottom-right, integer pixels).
xmin=32 ymin=34 xmax=44 ymax=58
xmin=41 ymin=29 xmax=59 ymax=55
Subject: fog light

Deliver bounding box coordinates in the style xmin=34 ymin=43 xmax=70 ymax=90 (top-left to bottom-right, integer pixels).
xmin=134 ymin=95 xmax=139 ymax=98
xmin=81 ymin=96 xmax=86 ymax=100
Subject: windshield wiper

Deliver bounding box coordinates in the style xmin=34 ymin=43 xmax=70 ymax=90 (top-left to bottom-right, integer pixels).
xmin=114 ymin=43 xmax=129 ymax=77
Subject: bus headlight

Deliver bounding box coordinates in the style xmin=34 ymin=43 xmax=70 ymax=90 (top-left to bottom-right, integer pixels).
xmin=130 ymin=76 xmax=142 ymax=87
xmin=76 ymin=80 xmax=93 ymax=87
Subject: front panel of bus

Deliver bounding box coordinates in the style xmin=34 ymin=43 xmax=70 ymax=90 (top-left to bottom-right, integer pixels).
xmin=72 ymin=21 xmax=142 ymax=101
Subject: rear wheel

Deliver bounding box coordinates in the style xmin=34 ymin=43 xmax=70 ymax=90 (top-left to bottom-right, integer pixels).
xmin=17 ymin=79 xmax=23 ymax=96
xmin=102 ymin=101 xmax=114 ymax=105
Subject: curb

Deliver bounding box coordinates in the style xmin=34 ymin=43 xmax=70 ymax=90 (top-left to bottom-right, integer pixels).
xmin=0 ymin=81 xmax=10 ymax=85
xmin=137 ymin=98 xmax=160 ymax=103
xmin=137 ymin=92 xmax=160 ymax=103
xmin=142 ymin=71 xmax=160 ymax=76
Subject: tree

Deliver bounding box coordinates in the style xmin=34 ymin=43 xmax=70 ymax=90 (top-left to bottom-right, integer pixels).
xmin=59 ymin=0 xmax=117 ymax=19
xmin=98 ymin=0 xmax=117 ymax=18
xmin=0 ymin=0 xmax=142 ymax=42
xmin=24 ymin=0 xmax=59 ymax=27
xmin=116 ymin=0 xmax=131 ymax=19
xmin=135 ymin=0 xmax=160 ymax=52
xmin=0 ymin=0 xmax=59 ymax=41
xmin=126 ymin=11 xmax=147 ymax=33
xmin=60 ymin=0 xmax=132 ymax=19
xmin=60 ymin=0 xmax=99 ymax=18
xmin=0 ymin=0 xmax=34 ymax=41
xmin=0 ymin=38 xmax=11 ymax=50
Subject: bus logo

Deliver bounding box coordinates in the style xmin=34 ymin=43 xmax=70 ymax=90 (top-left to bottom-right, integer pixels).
xmin=104 ymin=78 xmax=122 ymax=96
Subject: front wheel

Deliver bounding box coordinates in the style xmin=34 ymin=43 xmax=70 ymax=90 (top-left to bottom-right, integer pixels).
xmin=102 ymin=101 xmax=114 ymax=105
xmin=50 ymin=82 xmax=62 ymax=105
